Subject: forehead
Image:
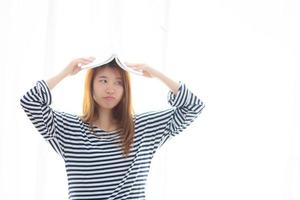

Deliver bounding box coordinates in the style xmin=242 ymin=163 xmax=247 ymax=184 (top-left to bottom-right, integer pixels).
xmin=94 ymin=67 xmax=122 ymax=78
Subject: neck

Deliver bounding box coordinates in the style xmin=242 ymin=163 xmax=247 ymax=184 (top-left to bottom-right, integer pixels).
xmin=94 ymin=108 xmax=119 ymax=131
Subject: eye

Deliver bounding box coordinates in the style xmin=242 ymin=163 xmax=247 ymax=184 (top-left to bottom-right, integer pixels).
xmin=99 ymin=79 xmax=108 ymax=84
xmin=115 ymin=80 xmax=123 ymax=85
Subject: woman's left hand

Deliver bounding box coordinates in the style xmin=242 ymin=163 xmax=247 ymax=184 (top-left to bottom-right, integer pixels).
xmin=124 ymin=62 xmax=159 ymax=78
xmin=125 ymin=62 xmax=179 ymax=94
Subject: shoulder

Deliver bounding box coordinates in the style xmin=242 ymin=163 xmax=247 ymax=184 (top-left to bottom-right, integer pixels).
xmin=59 ymin=112 xmax=95 ymax=133
xmin=58 ymin=112 xmax=87 ymax=127
xmin=133 ymin=108 xmax=174 ymax=124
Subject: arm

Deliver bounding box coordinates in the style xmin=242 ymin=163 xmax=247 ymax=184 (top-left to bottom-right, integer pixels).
xmin=46 ymin=71 xmax=68 ymax=90
xmin=126 ymin=62 xmax=205 ymax=151
xmin=20 ymin=80 xmax=66 ymax=157
xmin=124 ymin=62 xmax=180 ymax=95
xmin=19 ymin=56 xmax=95 ymax=157
xmin=153 ymin=82 xmax=204 ymax=146
xmin=46 ymin=56 xmax=95 ymax=90
xmin=149 ymin=68 xmax=180 ymax=96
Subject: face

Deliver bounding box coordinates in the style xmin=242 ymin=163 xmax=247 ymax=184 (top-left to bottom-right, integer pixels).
xmin=92 ymin=67 xmax=124 ymax=111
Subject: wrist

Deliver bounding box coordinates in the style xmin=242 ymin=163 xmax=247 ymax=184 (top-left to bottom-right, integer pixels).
xmin=150 ymin=68 xmax=162 ymax=78
xmin=59 ymin=69 xmax=69 ymax=79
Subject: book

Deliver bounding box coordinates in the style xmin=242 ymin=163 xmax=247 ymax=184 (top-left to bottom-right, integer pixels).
xmin=80 ymin=53 xmax=143 ymax=76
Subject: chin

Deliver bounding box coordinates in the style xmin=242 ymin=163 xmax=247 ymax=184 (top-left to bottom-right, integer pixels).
xmin=99 ymin=104 xmax=118 ymax=110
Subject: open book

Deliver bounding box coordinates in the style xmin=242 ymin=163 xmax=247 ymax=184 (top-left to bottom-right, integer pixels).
xmin=80 ymin=53 xmax=143 ymax=76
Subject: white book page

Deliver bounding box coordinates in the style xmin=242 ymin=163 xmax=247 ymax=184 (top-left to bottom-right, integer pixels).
xmin=80 ymin=53 xmax=143 ymax=76
xmin=80 ymin=54 xmax=115 ymax=69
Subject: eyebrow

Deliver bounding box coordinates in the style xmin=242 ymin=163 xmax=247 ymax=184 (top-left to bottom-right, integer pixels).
xmin=97 ymin=75 xmax=122 ymax=80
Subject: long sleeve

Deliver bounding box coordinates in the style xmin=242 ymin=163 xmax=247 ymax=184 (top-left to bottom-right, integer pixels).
xmin=20 ymin=80 xmax=66 ymax=159
xmin=138 ymin=81 xmax=205 ymax=153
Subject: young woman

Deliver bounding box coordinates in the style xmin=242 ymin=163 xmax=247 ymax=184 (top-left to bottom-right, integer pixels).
xmin=20 ymin=56 xmax=205 ymax=200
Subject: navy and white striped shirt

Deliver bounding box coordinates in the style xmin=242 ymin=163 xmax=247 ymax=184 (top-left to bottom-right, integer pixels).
xmin=20 ymin=80 xmax=205 ymax=200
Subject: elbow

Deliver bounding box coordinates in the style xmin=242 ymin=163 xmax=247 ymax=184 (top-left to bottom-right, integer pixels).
xmin=19 ymin=95 xmax=29 ymax=111
xmin=19 ymin=96 xmax=25 ymax=108
xmin=195 ymin=101 xmax=205 ymax=115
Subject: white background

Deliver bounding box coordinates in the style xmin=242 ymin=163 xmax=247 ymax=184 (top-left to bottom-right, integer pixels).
xmin=0 ymin=0 xmax=299 ymax=199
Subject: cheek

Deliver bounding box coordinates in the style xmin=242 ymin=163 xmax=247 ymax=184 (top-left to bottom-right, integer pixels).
xmin=117 ymin=87 xmax=124 ymax=99
xmin=93 ymin=82 xmax=106 ymax=91
xmin=92 ymin=87 xmax=102 ymax=99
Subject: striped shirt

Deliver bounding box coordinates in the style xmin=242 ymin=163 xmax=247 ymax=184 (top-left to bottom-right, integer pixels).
xmin=20 ymin=80 xmax=205 ymax=200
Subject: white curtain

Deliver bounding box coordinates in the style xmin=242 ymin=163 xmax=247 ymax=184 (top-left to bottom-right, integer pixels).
xmin=1 ymin=0 xmax=299 ymax=199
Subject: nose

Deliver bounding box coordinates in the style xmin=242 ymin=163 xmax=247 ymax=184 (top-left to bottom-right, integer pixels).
xmin=105 ymin=84 xmax=115 ymax=94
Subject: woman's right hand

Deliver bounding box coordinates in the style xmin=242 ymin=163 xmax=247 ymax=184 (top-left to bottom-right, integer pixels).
xmin=62 ymin=56 xmax=95 ymax=76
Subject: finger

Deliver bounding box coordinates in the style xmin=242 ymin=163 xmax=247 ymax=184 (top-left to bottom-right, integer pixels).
xmin=77 ymin=63 xmax=83 ymax=67
xmin=76 ymin=62 xmax=89 ymax=68
xmin=80 ymin=57 xmax=95 ymax=62
xmin=129 ymin=66 xmax=142 ymax=72
xmin=85 ymin=56 xmax=96 ymax=61
xmin=88 ymin=56 xmax=96 ymax=60
xmin=130 ymin=65 xmax=143 ymax=71
xmin=77 ymin=61 xmax=91 ymax=66
xmin=77 ymin=58 xmax=95 ymax=65
xmin=125 ymin=62 xmax=141 ymax=67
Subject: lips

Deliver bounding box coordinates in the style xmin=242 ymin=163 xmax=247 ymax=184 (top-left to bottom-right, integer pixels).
xmin=103 ymin=96 xmax=115 ymax=101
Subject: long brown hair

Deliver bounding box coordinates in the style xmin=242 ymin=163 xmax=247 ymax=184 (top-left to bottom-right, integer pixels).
xmin=80 ymin=59 xmax=135 ymax=157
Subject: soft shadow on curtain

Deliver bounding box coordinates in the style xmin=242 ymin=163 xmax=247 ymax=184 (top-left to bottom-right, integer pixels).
xmin=0 ymin=0 xmax=299 ymax=200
